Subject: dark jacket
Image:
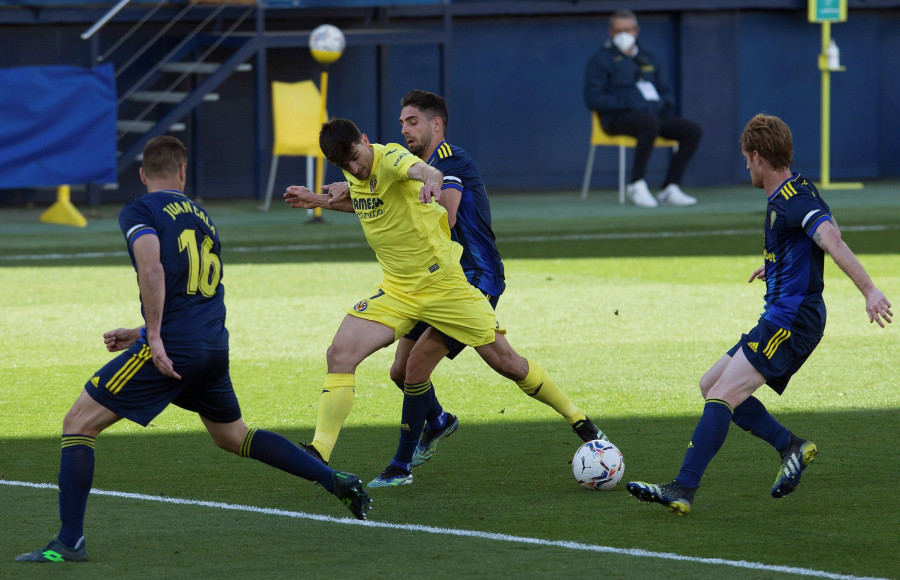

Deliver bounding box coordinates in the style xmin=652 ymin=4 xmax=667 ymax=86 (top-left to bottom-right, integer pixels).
xmin=583 ymin=39 xmax=674 ymax=119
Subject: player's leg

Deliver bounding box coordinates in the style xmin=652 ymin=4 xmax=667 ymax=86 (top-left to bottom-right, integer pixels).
xmin=371 ymin=329 xmax=453 ymax=486
xmin=627 ymin=348 xmax=765 ymax=514
xmin=389 ymin=335 xmax=416 ymax=388
xmin=310 ymin=314 xmax=396 ymax=463
xmin=202 ymin=417 xmax=371 ymax=519
xmin=407 ymin=327 xmax=459 ymax=467
xmin=714 ymin=327 xmax=819 ymax=498
xmin=16 ymin=389 xmax=121 ymax=563
xmin=474 ymin=332 xmax=605 ymax=442
xmin=702 ymin=352 xmax=790 ymax=454
xmin=391 ymin=326 xmax=451 ymax=432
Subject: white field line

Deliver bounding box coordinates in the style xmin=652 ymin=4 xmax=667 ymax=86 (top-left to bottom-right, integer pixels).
xmin=0 ymin=225 xmax=892 ymax=263
xmin=1 ymin=479 xmax=889 ymax=580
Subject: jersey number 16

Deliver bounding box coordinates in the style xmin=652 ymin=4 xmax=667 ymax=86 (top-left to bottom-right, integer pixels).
xmin=178 ymin=229 xmax=221 ymax=297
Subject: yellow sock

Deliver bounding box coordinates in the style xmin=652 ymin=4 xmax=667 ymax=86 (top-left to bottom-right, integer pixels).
xmin=516 ymin=359 xmax=585 ymax=425
xmin=312 ymin=373 xmax=355 ymax=462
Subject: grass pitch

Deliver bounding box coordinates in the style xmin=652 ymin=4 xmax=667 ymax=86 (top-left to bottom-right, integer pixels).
xmin=1 ymin=184 xmax=898 ymax=579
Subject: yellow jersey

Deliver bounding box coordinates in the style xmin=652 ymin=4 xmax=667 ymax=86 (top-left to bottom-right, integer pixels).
xmin=342 ymin=143 xmax=464 ymax=292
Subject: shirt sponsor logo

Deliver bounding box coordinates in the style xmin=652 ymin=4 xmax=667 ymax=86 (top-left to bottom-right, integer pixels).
xmin=353 ymin=196 xmax=385 ymax=220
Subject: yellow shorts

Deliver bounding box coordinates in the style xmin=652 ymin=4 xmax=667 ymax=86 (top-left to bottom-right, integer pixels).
xmin=346 ymin=269 xmax=505 ymax=346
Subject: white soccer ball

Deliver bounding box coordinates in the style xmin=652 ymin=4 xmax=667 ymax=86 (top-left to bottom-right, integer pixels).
xmin=309 ymin=24 xmax=346 ymax=64
xmin=572 ymin=439 xmax=624 ymax=491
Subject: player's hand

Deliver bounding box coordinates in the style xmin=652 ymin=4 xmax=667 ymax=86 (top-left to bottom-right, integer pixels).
xmin=283 ymin=186 xmax=319 ymax=209
xmin=865 ymin=288 xmax=892 ymax=328
xmin=323 ymin=181 xmax=350 ymax=205
xmin=103 ymin=327 xmax=141 ymax=352
xmin=748 ymin=266 xmax=766 ymax=283
xmin=147 ymin=336 xmax=181 ymax=379
xmin=419 ymin=182 xmax=442 ymax=204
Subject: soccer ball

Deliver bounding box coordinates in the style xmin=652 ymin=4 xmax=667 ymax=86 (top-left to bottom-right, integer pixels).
xmin=572 ymin=440 xmax=624 ymax=491
xmin=309 ymin=24 xmax=346 ymax=64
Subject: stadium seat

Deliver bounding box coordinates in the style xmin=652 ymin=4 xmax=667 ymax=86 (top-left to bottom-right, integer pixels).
xmin=580 ymin=112 xmax=678 ymax=204
xmin=260 ymin=80 xmax=325 ymax=211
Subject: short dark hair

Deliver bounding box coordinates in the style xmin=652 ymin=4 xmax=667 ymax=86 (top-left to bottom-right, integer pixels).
xmin=319 ymin=118 xmax=362 ymax=168
xmin=142 ymin=136 xmax=186 ymax=179
xmin=610 ymin=9 xmax=638 ymax=28
xmin=400 ymin=89 xmax=449 ymax=130
xmin=740 ymin=114 xmax=794 ymax=171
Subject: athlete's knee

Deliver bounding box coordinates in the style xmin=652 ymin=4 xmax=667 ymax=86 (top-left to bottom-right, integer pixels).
xmin=326 ymin=342 xmax=358 ymax=373
xmin=699 ymin=373 xmax=715 ymax=398
xmin=389 ymin=362 xmax=405 ymax=390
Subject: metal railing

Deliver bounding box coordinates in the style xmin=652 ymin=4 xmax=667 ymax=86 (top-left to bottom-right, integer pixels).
xmin=81 ymin=0 xmax=256 ymax=145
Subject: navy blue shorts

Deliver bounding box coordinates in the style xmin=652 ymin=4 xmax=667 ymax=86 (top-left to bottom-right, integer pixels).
xmin=727 ymin=319 xmax=821 ymax=395
xmin=403 ymin=293 xmax=500 ymax=360
xmin=85 ymin=341 xmax=241 ymax=426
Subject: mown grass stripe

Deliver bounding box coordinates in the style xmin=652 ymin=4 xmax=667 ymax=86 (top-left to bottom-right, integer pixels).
xmin=1 ymin=479 xmax=886 ymax=580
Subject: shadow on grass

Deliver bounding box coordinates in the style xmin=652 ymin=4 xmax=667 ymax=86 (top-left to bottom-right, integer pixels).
xmin=1 ymin=410 xmax=896 ymax=578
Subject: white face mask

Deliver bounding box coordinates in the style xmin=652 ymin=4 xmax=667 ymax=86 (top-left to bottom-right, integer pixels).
xmin=613 ymin=31 xmax=636 ymax=53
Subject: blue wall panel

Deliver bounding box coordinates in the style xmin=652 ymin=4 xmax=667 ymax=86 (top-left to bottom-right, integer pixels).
xmin=2 ymin=3 xmax=899 ymax=202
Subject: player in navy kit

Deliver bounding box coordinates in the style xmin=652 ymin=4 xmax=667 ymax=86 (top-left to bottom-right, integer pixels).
xmin=626 ymin=114 xmax=892 ymax=515
xmin=289 ymin=92 xmax=606 ymax=487
xmin=15 ymin=137 xmax=370 ymax=564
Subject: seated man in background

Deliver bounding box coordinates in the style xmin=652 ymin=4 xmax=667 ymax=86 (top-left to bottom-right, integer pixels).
xmin=584 ymin=9 xmax=702 ymax=208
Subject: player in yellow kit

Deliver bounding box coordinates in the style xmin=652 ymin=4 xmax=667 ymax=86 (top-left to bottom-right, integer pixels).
xmin=284 ymin=118 xmax=606 ymax=486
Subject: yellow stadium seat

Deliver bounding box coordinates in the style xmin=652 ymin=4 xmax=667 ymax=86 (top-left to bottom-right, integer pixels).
xmin=260 ymin=80 xmax=326 ymax=211
xmin=580 ymin=112 xmax=678 ymax=204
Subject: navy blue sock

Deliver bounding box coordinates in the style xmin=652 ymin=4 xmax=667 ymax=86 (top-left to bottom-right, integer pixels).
xmin=731 ymin=396 xmax=791 ymax=452
xmin=394 ymin=380 xmax=434 ymax=469
xmin=676 ymin=399 xmax=734 ymax=488
xmin=57 ymin=435 xmax=95 ymax=549
xmin=426 ymin=392 xmax=446 ymax=431
xmin=240 ymin=428 xmax=336 ymax=493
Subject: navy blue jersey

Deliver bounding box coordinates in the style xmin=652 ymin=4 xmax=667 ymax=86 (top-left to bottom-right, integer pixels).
xmin=118 ymin=190 xmax=228 ymax=350
xmin=427 ymin=141 xmax=506 ymax=297
xmin=760 ymin=173 xmax=832 ymax=338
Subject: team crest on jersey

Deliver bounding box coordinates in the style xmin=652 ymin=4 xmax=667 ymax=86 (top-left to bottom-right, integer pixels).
xmin=769 ymin=211 xmax=777 ymax=228
xmin=369 ymin=178 xmax=377 ymax=193
xmin=354 ymin=300 xmax=368 ymax=312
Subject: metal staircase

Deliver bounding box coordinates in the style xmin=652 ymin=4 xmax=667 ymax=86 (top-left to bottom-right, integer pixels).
xmin=84 ymin=0 xmax=257 ymax=181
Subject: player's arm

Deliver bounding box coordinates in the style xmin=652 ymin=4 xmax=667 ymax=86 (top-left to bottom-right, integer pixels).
xmin=407 ymin=162 xmax=443 ymax=204
xmin=132 ymin=234 xmax=181 ymax=378
xmin=322 ymin=181 xmax=355 ymax=210
xmin=283 ymin=185 xmax=354 ymax=213
xmin=103 ymin=326 xmax=142 ymax=352
xmin=439 ymin=187 xmax=462 ymax=228
xmin=812 ymin=220 xmax=892 ymax=327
